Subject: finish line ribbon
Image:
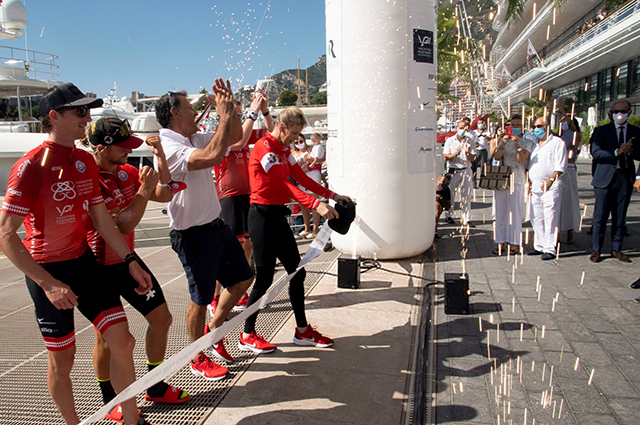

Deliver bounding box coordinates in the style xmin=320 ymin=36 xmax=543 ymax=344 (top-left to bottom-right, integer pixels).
xmin=79 ymin=224 xmax=333 ymax=424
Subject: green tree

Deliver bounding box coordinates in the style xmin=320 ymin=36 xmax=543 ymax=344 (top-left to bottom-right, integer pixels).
xmin=311 ymin=91 xmax=327 ymax=105
xmin=279 ymin=89 xmax=298 ymax=106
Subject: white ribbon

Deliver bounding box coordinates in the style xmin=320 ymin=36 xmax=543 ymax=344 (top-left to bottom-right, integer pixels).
xmin=79 ymin=225 xmax=333 ymax=424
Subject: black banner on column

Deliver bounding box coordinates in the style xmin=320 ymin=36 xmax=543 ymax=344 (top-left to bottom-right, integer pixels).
xmin=413 ymin=29 xmax=434 ymax=64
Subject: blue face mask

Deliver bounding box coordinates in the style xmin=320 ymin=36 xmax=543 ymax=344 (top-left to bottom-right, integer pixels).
xmin=512 ymin=128 xmax=522 ymax=136
xmin=533 ymin=128 xmax=546 ymax=139
xmin=457 ymin=129 xmax=466 ymax=138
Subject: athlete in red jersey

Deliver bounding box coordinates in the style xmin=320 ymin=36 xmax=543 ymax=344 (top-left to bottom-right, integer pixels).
xmin=84 ymin=118 xmax=189 ymax=417
xmin=208 ymin=93 xmax=274 ymax=320
xmin=238 ymin=106 xmax=352 ymax=354
xmin=0 ymin=84 xmax=153 ymax=425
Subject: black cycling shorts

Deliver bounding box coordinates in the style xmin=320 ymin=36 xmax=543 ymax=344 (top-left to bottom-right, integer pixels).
xmin=102 ymin=256 xmax=166 ymax=317
xmin=219 ymin=194 xmax=250 ymax=236
xmin=26 ymin=249 xmax=125 ymax=351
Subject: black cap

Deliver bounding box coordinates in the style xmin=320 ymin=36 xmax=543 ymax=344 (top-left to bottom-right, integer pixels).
xmin=88 ymin=118 xmax=143 ymax=149
xmin=328 ymin=199 xmax=357 ymax=235
xmin=39 ymin=83 xmax=103 ymax=117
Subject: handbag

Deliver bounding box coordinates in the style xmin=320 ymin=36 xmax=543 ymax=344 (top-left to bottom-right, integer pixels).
xmin=478 ymin=164 xmax=512 ymax=190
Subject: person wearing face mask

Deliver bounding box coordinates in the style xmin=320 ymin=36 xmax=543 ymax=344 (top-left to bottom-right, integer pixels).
xmin=443 ymin=120 xmax=477 ymax=226
xmin=472 ymin=118 xmax=490 ymax=188
xmin=291 ymin=134 xmax=321 ymax=238
xmin=490 ymin=115 xmax=534 ymax=255
xmin=557 ymin=100 xmax=583 ymax=244
xmin=527 ymin=116 xmax=567 ymax=261
xmin=589 ymin=99 xmax=640 ymax=263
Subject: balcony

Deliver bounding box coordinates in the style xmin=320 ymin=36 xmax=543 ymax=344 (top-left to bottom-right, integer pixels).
xmin=492 ymin=0 xmax=640 ymax=108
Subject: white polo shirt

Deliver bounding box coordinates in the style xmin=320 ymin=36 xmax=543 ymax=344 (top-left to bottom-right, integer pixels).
xmin=528 ymin=134 xmax=567 ymax=194
xmin=159 ymin=128 xmax=221 ymax=231
xmin=443 ymin=134 xmax=477 ymax=169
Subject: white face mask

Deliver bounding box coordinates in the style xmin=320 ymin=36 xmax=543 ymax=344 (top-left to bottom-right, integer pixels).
xmin=295 ymin=143 xmax=306 ymax=150
xmin=457 ymin=129 xmax=466 ymax=138
xmin=478 ymin=124 xmax=486 ymax=130
xmin=614 ymin=113 xmax=629 ymax=126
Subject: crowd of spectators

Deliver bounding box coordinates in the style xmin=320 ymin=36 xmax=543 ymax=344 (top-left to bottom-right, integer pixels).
xmin=576 ymin=9 xmax=608 ymax=35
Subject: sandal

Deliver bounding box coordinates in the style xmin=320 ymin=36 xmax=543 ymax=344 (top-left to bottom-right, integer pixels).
xmin=104 ymin=404 xmax=141 ymax=423
xmin=144 ymin=385 xmax=190 ymax=404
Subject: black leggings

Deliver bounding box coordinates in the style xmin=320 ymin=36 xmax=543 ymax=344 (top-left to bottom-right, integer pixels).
xmin=244 ymin=204 xmax=307 ymax=334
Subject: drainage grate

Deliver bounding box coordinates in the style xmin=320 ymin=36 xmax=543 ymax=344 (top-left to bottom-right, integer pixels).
xmin=0 ymin=240 xmax=339 ymax=425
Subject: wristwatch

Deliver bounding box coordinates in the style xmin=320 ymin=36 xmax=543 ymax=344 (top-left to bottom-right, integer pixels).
xmin=247 ymin=110 xmax=258 ymax=121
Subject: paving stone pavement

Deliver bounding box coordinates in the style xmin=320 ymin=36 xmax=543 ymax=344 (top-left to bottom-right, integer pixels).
xmin=433 ymin=157 xmax=640 ymax=425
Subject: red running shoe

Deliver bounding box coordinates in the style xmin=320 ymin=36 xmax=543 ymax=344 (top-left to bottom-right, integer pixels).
xmin=189 ymin=355 xmax=228 ymax=381
xmin=238 ymin=331 xmax=276 ymax=354
xmin=293 ymin=324 xmax=334 ymax=348
xmin=232 ymin=293 xmax=249 ymax=311
xmin=204 ymin=323 xmax=233 ymax=363
xmin=207 ymin=295 xmax=219 ymax=319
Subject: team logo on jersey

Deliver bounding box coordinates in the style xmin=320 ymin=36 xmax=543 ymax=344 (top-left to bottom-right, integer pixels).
xmin=17 ymin=160 xmax=31 ymax=178
xmin=51 ymin=181 xmax=77 ymax=201
xmin=56 ymin=205 xmax=73 ymax=216
xmin=75 ymin=160 xmax=86 ymax=173
xmin=7 ymin=188 xmax=22 ymax=197
xmin=118 ymin=170 xmax=128 ymax=181
xmin=112 ymin=189 xmax=126 ymax=205
xmin=261 ymin=152 xmax=279 ymax=173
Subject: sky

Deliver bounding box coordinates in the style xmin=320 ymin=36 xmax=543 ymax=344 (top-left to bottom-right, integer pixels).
xmin=0 ymin=0 xmax=327 ymax=99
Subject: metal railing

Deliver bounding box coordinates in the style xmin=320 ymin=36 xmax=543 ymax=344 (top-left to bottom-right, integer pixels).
xmin=545 ymin=0 xmax=640 ymax=67
xmin=0 ymin=120 xmax=41 ymax=133
xmin=0 ymin=46 xmax=59 ymax=81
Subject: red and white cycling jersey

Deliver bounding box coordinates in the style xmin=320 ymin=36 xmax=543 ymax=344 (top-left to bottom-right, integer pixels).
xmin=214 ymin=147 xmax=251 ymax=199
xmin=2 ymin=141 xmax=104 ymax=263
xmin=248 ymin=132 xmax=334 ymax=209
xmin=214 ymin=128 xmax=264 ymax=199
xmin=87 ymin=163 xmax=140 ymax=266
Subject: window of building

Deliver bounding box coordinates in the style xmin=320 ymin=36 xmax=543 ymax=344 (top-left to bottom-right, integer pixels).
xmin=634 ymin=57 xmax=640 ymax=95
xmin=603 ymin=68 xmax=613 ymax=102
xmin=589 ymin=74 xmax=598 ymax=105
xmin=616 ymin=62 xmax=629 ymax=99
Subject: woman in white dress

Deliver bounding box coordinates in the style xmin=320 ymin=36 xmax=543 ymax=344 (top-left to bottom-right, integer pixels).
xmin=490 ymin=115 xmax=534 ymax=255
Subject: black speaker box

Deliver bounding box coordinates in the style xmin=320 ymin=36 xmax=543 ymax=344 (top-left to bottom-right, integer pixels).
xmin=444 ymin=273 xmax=470 ymax=314
xmin=338 ymin=254 xmax=360 ymax=289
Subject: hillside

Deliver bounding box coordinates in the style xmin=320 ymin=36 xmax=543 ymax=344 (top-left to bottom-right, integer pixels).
xmin=236 ymin=55 xmax=327 ymax=105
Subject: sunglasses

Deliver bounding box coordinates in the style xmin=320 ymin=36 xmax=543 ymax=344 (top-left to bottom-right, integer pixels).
xmin=57 ymin=105 xmax=89 ymax=118
xmin=611 ymin=110 xmax=630 ymax=114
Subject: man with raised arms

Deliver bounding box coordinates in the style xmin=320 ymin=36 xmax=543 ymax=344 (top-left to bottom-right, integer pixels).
xmin=0 ymin=83 xmax=153 ymax=425
xmin=155 ymin=79 xmax=253 ymax=381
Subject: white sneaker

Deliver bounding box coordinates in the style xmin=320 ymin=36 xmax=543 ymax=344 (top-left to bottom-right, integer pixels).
xmin=298 ymin=230 xmax=310 ymax=238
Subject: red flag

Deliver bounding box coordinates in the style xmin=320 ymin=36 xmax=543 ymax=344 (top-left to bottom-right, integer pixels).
xmin=168 ymin=180 xmax=187 ymax=193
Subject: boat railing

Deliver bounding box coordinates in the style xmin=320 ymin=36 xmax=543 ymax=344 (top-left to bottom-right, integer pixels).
xmin=0 ymin=45 xmax=59 ymax=80
xmin=545 ymin=0 xmax=640 ymax=67
xmin=0 ymin=120 xmax=41 ymax=133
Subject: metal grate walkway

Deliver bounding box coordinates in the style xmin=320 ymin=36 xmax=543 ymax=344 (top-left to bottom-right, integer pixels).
xmin=0 ymin=202 xmax=340 ymax=425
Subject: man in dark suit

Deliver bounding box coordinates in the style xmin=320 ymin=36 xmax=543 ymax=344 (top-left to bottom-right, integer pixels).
xmin=590 ymin=99 xmax=640 ymax=263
